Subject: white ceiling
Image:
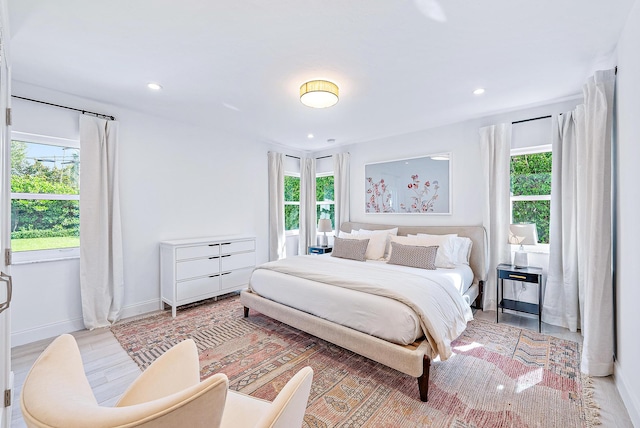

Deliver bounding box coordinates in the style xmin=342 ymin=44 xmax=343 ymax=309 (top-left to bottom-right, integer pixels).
xmin=7 ymin=0 xmax=635 ymax=151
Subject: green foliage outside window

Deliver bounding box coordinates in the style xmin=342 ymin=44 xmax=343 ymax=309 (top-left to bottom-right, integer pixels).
xmin=284 ymin=175 xmax=300 ymax=231
xmin=10 ymin=140 xmax=80 ymax=251
xmin=510 ymin=152 xmax=552 ymax=244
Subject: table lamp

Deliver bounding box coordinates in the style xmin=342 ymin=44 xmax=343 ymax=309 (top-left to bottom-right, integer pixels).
xmin=318 ymin=219 xmax=333 ymax=247
xmin=508 ymin=223 xmax=538 ymax=268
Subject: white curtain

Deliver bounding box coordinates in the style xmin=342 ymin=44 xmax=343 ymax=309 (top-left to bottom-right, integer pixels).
xmin=544 ymin=69 xmax=615 ymax=376
xmin=479 ymin=124 xmax=512 ymax=311
xmin=543 ymin=111 xmax=581 ymax=331
xmin=79 ymin=115 xmax=123 ymax=330
xmin=268 ymin=152 xmax=285 ymax=261
xmin=333 ymin=153 xmax=350 ymax=232
xmin=298 ymin=157 xmax=316 ymax=255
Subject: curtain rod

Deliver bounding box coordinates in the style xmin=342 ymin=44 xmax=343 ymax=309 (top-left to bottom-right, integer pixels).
xmin=286 ymin=154 xmax=332 ymax=160
xmin=512 ymin=115 xmax=552 ymax=125
xmin=11 ymin=95 xmax=116 ymax=121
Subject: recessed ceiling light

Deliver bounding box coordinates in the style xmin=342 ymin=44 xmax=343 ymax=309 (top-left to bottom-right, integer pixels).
xmin=307 ymin=133 xmax=314 ymax=139
xmin=473 ymin=88 xmax=485 ymax=95
xmin=147 ymin=82 xmax=163 ymax=91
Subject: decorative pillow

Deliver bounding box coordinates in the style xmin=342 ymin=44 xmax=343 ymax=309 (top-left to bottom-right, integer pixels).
xmin=387 ymin=242 xmax=438 ymax=270
xmin=331 ymin=236 xmax=370 ymax=261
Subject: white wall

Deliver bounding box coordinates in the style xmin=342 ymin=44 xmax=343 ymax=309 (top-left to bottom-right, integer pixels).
xmin=10 ymin=82 xmax=275 ymax=345
xmin=614 ymin=0 xmax=640 ymax=424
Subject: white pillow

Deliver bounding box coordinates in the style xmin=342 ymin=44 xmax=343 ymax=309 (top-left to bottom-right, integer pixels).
xmin=452 ymin=236 xmax=473 ymax=265
xmin=338 ymin=230 xmax=388 ymax=260
xmin=413 ymin=233 xmax=458 ymax=268
xmin=357 ymin=228 xmax=398 ymax=258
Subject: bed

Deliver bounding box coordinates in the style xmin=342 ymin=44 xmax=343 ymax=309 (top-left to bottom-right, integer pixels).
xmin=241 ymin=222 xmax=487 ymax=401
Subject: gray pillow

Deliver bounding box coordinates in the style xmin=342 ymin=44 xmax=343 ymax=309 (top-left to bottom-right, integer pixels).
xmin=331 ymin=236 xmax=370 ymax=261
xmin=387 ymin=242 xmax=438 ymax=270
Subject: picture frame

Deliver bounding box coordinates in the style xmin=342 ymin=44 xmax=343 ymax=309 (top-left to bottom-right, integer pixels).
xmin=365 ymin=153 xmax=451 ymax=214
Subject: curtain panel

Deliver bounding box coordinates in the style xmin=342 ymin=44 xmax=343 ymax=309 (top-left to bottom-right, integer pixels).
xmin=479 ymin=124 xmax=512 ymax=311
xmin=299 ymin=157 xmax=316 ymax=255
xmin=268 ymin=152 xmax=285 ymax=261
xmin=543 ymin=69 xmax=615 ymax=376
xmin=79 ymin=115 xmax=123 ymax=329
xmin=333 ymin=153 xmax=350 ymax=232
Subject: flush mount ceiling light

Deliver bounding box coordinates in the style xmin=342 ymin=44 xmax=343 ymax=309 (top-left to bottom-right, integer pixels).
xmin=300 ymin=80 xmax=339 ymax=108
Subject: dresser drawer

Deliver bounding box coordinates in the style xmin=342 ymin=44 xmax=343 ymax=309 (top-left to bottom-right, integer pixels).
xmin=177 ymin=276 xmax=220 ymax=301
xmin=176 ymin=244 xmax=219 ymax=260
xmin=220 ymin=239 xmax=255 ymax=254
xmin=177 ymin=257 xmax=220 ymax=280
xmin=220 ymin=268 xmax=253 ymax=291
xmin=221 ymin=251 xmax=255 ymax=271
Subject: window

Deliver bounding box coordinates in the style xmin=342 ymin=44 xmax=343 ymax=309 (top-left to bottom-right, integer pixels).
xmin=10 ymin=132 xmax=80 ymax=260
xmin=284 ymin=174 xmax=300 ymax=232
xmin=316 ymin=174 xmax=334 ymax=229
xmin=510 ymin=147 xmax=551 ymax=244
xmin=284 ymin=173 xmax=335 ymax=233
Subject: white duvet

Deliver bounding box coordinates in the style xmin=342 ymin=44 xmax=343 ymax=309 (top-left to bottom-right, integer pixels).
xmin=252 ymin=255 xmax=473 ymax=360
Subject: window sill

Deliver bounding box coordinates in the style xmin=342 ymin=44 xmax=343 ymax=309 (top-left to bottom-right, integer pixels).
xmin=12 ymin=255 xmax=80 ymax=265
xmin=11 ymin=248 xmax=80 ymax=265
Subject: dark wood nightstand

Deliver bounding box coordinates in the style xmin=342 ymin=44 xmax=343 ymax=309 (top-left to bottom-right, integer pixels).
xmin=308 ymin=246 xmax=332 ymax=255
xmin=496 ymin=263 xmax=543 ymax=332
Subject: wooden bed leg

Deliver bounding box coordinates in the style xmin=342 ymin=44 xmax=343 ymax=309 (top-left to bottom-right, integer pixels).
xmin=474 ymin=280 xmax=484 ymax=310
xmin=243 ymin=306 xmax=249 ymax=318
xmin=417 ymin=355 xmax=431 ymax=402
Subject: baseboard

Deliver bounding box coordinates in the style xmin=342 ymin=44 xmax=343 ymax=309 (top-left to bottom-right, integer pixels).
xmin=12 ymin=317 xmax=85 ymax=347
xmin=119 ymin=299 xmax=162 ymax=320
xmin=11 ymin=298 xmax=162 ymax=347
xmin=614 ymin=361 xmax=640 ymax=427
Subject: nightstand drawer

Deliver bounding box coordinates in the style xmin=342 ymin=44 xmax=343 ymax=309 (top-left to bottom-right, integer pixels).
xmin=309 ymin=246 xmax=332 ymax=254
xmin=498 ymin=270 xmax=539 ymax=283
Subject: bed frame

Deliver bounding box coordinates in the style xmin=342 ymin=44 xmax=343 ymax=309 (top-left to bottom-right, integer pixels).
xmin=241 ymin=222 xmax=487 ymax=402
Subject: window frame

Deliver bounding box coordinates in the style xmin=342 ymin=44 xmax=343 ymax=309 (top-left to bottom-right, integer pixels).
xmin=10 ymin=131 xmax=81 ymax=264
xmin=315 ymin=172 xmax=335 ymax=231
xmin=510 ymin=144 xmax=551 ymax=253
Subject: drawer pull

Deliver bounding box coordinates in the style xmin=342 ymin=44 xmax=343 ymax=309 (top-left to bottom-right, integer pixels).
xmin=221 ymin=242 xmax=231 ymax=246
xmin=208 ymin=274 xmax=220 ymax=278
xmin=221 ymin=272 xmax=231 ymax=276
xmin=208 ymin=244 xmax=217 ymax=247
xmin=509 ymin=274 xmax=527 ymax=280
xmin=221 ymin=254 xmax=231 ymax=258
xmin=209 ymin=256 xmax=219 ymax=260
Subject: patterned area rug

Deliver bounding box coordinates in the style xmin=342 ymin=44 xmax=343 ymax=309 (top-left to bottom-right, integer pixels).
xmin=111 ymin=295 xmax=599 ymax=428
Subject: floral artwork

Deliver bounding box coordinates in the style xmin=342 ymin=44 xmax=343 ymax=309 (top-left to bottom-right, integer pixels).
xmin=400 ymin=175 xmax=439 ymax=213
xmin=366 ymin=177 xmax=394 ymax=213
xmin=365 ymin=154 xmax=451 ymax=214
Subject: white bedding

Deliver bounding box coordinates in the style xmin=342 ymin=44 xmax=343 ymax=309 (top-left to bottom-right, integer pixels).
xmin=249 ymin=255 xmax=474 ymax=359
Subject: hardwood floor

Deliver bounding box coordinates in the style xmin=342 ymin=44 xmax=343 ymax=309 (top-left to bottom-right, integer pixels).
xmin=10 ymin=310 xmax=634 ymax=427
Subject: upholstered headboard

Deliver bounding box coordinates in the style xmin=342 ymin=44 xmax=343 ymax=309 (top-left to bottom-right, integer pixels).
xmin=340 ymin=222 xmax=488 ymax=285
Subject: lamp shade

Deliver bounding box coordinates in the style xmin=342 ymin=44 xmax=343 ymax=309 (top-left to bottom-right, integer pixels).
xmin=300 ymin=80 xmax=339 ymax=108
xmin=318 ymin=219 xmax=333 ymax=233
xmin=508 ymin=223 xmax=538 ymax=245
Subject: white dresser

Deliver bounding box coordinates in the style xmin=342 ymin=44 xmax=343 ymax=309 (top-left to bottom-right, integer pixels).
xmin=160 ymin=235 xmax=256 ymax=317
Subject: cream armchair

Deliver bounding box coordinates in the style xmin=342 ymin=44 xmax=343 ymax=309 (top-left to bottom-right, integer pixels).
xmin=20 ymin=334 xmax=313 ymax=428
